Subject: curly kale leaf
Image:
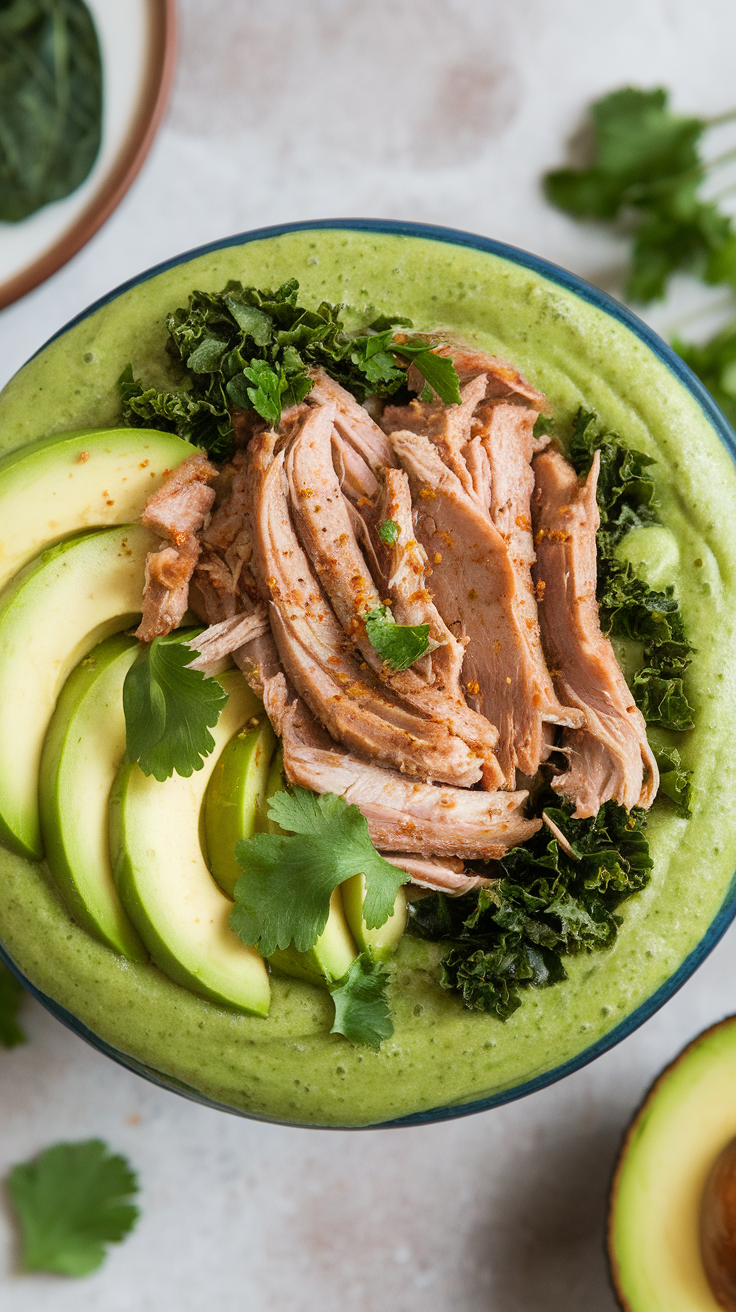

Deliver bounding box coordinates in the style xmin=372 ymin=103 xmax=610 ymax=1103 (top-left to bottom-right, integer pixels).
xmin=408 ymin=796 xmax=652 ymax=1020
xmin=118 ymin=281 xmax=460 ymax=458
xmin=567 ymin=409 xmax=695 ymax=731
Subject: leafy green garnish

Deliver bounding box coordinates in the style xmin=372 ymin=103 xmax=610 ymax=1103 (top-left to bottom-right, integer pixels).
xmin=230 ymin=788 xmax=409 ymax=957
xmin=364 ymin=604 xmax=437 ymax=670
xmin=118 ymin=280 xmax=461 ymax=457
xmin=123 ymin=630 xmax=229 ymax=782
xmin=329 ymin=955 xmax=394 ymax=1050
xmin=408 ymin=795 xmax=652 ymax=1020
xmin=567 ymin=409 xmax=695 ymax=731
xmin=544 ymin=87 xmax=736 ymax=302
xmin=376 ymin=519 xmax=399 ymax=546
xmin=0 ymin=0 xmax=102 ymax=224
xmin=7 ymin=1140 xmax=139 ymax=1277
xmin=653 ymin=746 xmax=696 ymax=818
xmin=0 ymin=959 xmax=25 ymax=1049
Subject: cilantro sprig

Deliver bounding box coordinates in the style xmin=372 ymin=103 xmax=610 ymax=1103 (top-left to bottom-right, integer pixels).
xmin=544 ymin=86 xmax=736 ymax=303
xmin=7 ymin=1140 xmax=140 ymax=1276
xmin=118 ymin=281 xmax=461 ymax=457
xmin=123 ymin=630 xmax=229 ymax=782
xmin=0 ymin=959 xmax=25 ymax=1048
xmin=364 ymin=605 xmax=438 ymax=671
xmin=329 ymin=955 xmax=393 ymax=1051
xmin=230 ymin=788 xmax=408 ymax=958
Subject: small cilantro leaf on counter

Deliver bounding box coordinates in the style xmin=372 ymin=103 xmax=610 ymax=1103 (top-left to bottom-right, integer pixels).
xmin=0 ymin=960 xmax=25 ymax=1049
xmin=364 ymin=604 xmax=437 ymax=670
xmin=330 ymin=955 xmax=394 ymax=1050
xmin=230 ymin=788 xmax=409 ymax=957
xmin=7 ymin=1140 xmax=139 ymax=1277
xmin=123 ymin=630 xmax=228 ymax=782
xmin=543 ymin=86 xmax=736 ymax=302
xmin=376 ymin=519 xmax=399 ymax=545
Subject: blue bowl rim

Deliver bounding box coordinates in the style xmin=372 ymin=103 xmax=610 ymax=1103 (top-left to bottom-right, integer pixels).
xmin=3 ymin=215 xmax=736 ymax=1131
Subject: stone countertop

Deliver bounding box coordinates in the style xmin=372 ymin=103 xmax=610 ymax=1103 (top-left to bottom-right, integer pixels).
xmin=2 ymin=1 xmax=736 ymax=1307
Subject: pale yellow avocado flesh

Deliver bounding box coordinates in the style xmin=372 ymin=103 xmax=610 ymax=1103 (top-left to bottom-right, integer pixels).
xmin=204 ymin=717 xmax=277 ymax=897
xmin=110 ymin=669 xmax=271 ymax=1016
xmin=39 ymin=633 xmax=146 ymax=960
xmin=0 ymin=428 xmax=197 ymax=596
xmin=342 ymin=874 xmax=408 ymax=962
xmin=0 ymin=522 xmax=155 ymax=859
xmin=610 ymin=1017 xmax=736 ymax=1311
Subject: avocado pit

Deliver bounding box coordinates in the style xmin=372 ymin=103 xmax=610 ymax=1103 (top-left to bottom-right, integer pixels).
xmin=701 ymin=1137 xmax=736 ymax=1310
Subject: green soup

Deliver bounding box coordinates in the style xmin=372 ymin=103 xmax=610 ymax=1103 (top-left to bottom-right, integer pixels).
xmin=1 ymin=227 xmax=735 ymax=1128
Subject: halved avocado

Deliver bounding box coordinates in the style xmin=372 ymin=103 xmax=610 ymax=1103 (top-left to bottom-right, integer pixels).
xmin=0 ymin=523 xmax=154 ymax=859
xmin=0 ymin=427 xmax=197 ymax=595
xmin=109 ymin=669 xmax=270 ymax=1016
xmin=39 ymin=633 xmax=146 ymax=960
xmin=256 ymin=749 xmax=358 ymax=985
xmin=204 ymin=716 xmax=277 ymax=897
xmin=609 ymin=1015 xmax=736 ymax=1310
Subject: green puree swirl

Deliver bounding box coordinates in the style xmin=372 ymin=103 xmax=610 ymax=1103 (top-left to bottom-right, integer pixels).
xmin=1 ymin=229 xmax=736 ymax=1127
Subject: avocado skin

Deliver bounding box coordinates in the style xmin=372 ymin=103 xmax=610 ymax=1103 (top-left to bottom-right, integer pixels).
xmin=39 ymin=632 xmax=146 ymax=961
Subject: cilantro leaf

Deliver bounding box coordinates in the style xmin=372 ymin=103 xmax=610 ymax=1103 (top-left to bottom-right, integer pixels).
xmin=329 ymin=955 xmax=393 ymax=1050
xmin=543 ymin=86 xmax=736 ymax=302
xmin=7 ymin=1140 xmax=139 ymax=1276
xmin=408 ymin=349 xmax=463 ymax=405
xmin=409 ymin=793 xmax=652 ymax=1020
xmin=230 ymin=788 xmax=409 ymax=957
xmin=376 ymin=519 xmax=399 ymax=545
xmin=364 ymin=604 xmax=437 ymax=670
xmin=123 ymin=630 xmax=229 ymax=782
xmin=654 ymin=746 xmax=695 ymax=817
xmin=0 ymin=959 xmax=25 ymax=1048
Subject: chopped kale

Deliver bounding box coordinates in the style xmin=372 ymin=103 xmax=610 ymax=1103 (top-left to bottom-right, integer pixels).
xmin=567 ymin=409 xmax=695 ymax=731
xmin=119 ymin=281 xmax=461 ymax=458
xmin=408 ymin=795 xmax=652 ymax=1020
xmin=653 ymin=746 xmax=695 ymax=818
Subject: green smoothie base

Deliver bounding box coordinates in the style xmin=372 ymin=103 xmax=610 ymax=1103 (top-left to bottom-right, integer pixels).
xmin=1 ymin=228 xmax=735 ymax=1128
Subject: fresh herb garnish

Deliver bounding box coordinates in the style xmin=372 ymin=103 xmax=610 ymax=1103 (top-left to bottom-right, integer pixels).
xmin=0 ymin=959 xmax=25 ymax=1048
xmin=543 ymin=86 xmax=736 ymax=303
xmin=376 ymin=519 xmax=399 ymax=546
xmin=567 ymin=409 xmax=695 ymax=731
xmin=364 ymin=604 xmax=437 ymax=671
xmin=123 ymin=630 xmax=229 ymax=782
xmin=408 ymin=795 xmax=652 ymax=1020
xmin=654 ymin=746 xmax=695 ymax=818
xmin=329 ymin=955 xmax=394 ymax=1050
xmin=0 ymin=0 xmax=102 ymax=224
xmin=118 ymin=280 xmax=462 ymax=457
xmin=230 ymin=788 xmax=409 ymax=957
xmin=7 ymin=1140 xmax=139 ymax=1276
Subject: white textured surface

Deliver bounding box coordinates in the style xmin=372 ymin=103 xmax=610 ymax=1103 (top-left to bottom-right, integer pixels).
xmin=2 ymin=2 xmax=736 ymax=1307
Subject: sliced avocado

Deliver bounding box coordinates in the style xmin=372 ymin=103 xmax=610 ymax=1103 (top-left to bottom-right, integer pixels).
xmin=0 ymin=523 xmax=155 ymax=860
xmin=256 ymin=748 xmax=358 ymax=985
xmin=39 ymin=633 xmax=146 ymax=960
xmin=0 ymin=427 xmax=197 ymax=595
xmin=204 ymin=716 xmax=277 ymax=896
xmin=110 ymin=669 xmax=270 ymax=1015
xmin=609 ymin=1015 xmax=736 ymax=1310
xmin=341 ymin=873 xmax=408 ymax=962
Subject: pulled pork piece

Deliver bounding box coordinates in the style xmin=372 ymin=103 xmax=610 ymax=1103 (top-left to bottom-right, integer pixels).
xmin=307 ymin=367 xmax=396 ymax=473
xmin=190 ymin=448 xmax=259 ymax=623
xmin=185 ymin=607 xmax=270 ymax=670
xmin=281 ymin=700 xmax=539 ymax=860
xmin=406 ymin=343 xmax=548 ymax=409
xmin=391 ymin=429 xmax=582 ymax=786
xmin=382 ymin=373 xmax=487 ymax=498
xmin=136 ymin=453 xmax=217 ymax=640
xmin=285 ymin=405 xmax=503 ymax=786
xmin=531 ymin=447 xmax=659 ymax=817
xmin=249 ymin=430 xmax=483 ymax=787
xmin=381 ymin=853 xmax=489 ymax=896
